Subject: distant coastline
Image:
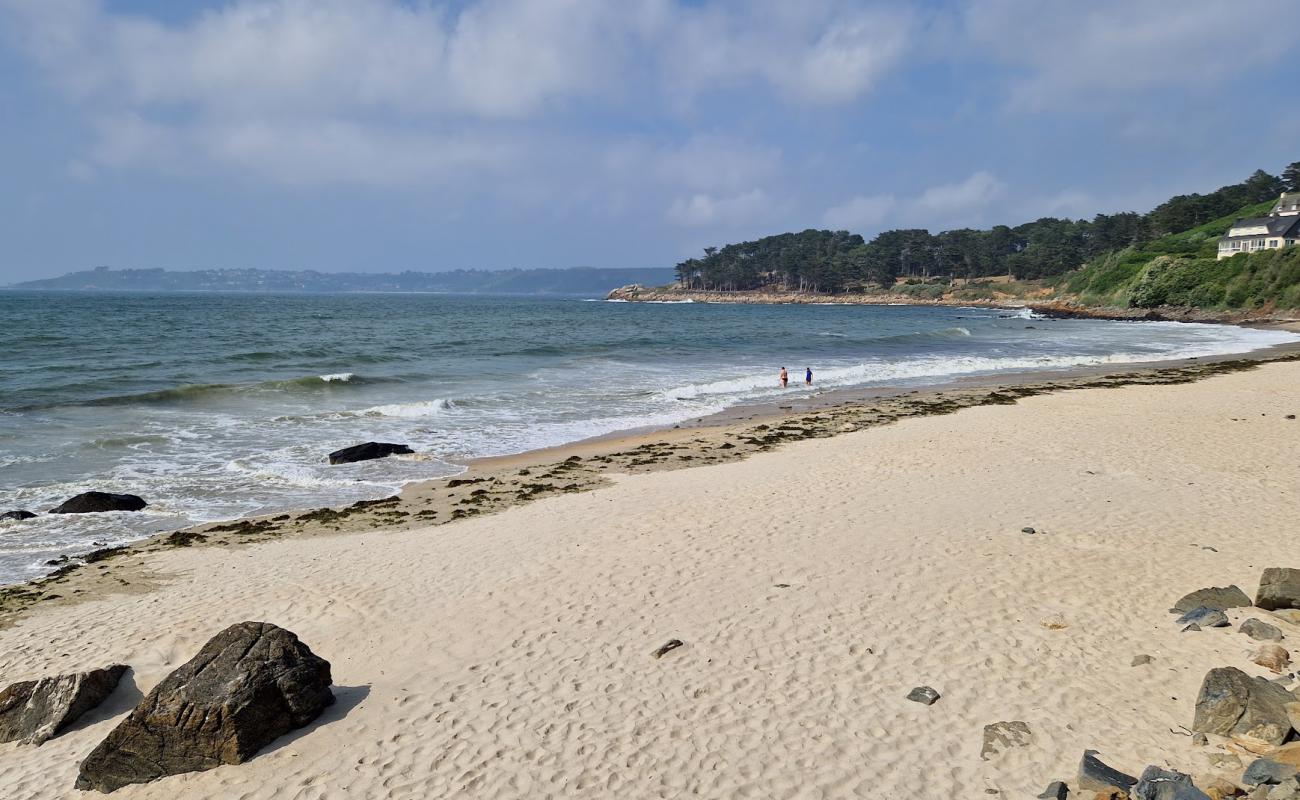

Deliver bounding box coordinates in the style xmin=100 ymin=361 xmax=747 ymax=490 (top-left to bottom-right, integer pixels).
xmin=8 ymin=266 xmax=675 ymax=295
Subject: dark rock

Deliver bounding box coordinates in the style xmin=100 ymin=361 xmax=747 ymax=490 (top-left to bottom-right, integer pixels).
xmin=1241 ymin=618 xmax=1285 ymax=642
xmin=1133 ymin=765 xmax=1210 ymax=800
xmin=75 ymin=622 xmax=333 ymax=793
xmin=1243 ymin=758 xmax=1300 ymax=786
xmin=1192 ymin=666 xmax=1296 ymax=746
xmin=1172 ymin=585 xmax=1252 ymax=613
xmin=1176 ymin=606 xmax=1229 ymax=628
xmin=1022 ymin=527 xmax=1037 ymax=534
xmin=1078 ymin=750 xmax=1137 ymax=794
xmin=0 ymin=664 xmax=128 ymax=746
xmin=1037 ymin=781 xmax=1069 ymax=800
xmin=652 ymin=639 xmax=684 ymax=659
xmin=1 ymin=510 xmax=37 ymax=521
xmin=981 ymin=720 xmax=1032 ymax=760
xmin=326 ymin=442 xmax=413 ymax=465
xmin=905 ymin=686 xmax=940 ymax=705
xmin=1257 ymin=568 xmax=1300 ymax=611
xmin=50 ymin=492 xmax=147 ymax=514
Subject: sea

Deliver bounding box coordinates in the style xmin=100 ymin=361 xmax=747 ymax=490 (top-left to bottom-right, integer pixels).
xmin=1 ymin=290 xmax=1296 ymax=584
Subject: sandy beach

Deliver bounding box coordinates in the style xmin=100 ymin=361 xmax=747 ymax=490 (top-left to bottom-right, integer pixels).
xmin=3 ymin=356 xmax=1300 ymax=798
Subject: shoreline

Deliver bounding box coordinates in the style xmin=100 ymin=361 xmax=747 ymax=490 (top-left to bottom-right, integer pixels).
xmin=604 ymin=285 xmax=1300 ymax=325
xmin=4 ymin=349 xmax=1300 ymax=796
xmin=5 ymin=332 xmax=1300 ymax=628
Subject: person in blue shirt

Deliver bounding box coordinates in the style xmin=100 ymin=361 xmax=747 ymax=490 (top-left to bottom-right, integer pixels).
xmin=805 ymin=367 xmax=813 ymax=386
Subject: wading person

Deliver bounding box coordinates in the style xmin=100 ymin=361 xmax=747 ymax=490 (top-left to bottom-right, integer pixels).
xmin=805 ymin=367 xmax=813 ymax=386
xmin=779 ymin=367 xmax=788 ymax=388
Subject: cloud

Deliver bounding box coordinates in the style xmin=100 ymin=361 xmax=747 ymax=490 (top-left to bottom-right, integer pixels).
xmin=962 ymin=1 xmax=1293 ymax=109
xmin=823 ymin=194 xmax=896 ymax=229
xmin=667 ymin=189 xmax=771 ymax=227
xmin=0 ymin=0 xmax=914 ymax=188
xmin=824 ymin=171 xmax=1004 ymax=233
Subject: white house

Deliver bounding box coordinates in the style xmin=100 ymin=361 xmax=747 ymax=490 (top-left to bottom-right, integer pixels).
xmin=1217 ymin=192 xmax=1300 ymax=259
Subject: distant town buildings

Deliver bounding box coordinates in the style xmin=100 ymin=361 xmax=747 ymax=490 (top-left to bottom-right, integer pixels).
xmin=1217 ymin=192 xmax=1300 ymax=259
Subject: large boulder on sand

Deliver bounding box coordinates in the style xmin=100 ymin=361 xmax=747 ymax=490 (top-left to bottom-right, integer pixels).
xmin=75 ymin=622 xmax=333 ymax=793
xmin=1257 ymin=568 xmax=1300 ymax=611
xmin=0 ymin=665 xmax=128 ymax=746
xmin=1192 ymin=666 xmax=1296 ymax=746
xmin=1173 ymin=585 xmax=1252 ymax=614
xmin=50 ymin=492 xmax=147 ymax=514
xmin=326 ymin=442 xmax=413 ymax=465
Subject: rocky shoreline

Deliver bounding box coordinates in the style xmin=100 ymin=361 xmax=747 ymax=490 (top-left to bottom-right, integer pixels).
xmin=604 ymin=285 xmax=1300 ymax=325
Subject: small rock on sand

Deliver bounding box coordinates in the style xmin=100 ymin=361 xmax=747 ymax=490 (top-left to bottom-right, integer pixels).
xmin=652 ymin=639 xmax=684 ymax=659
xmin=1022 ymin=526 xmax=1037 ymax=534
xmin=1257 ymin=569 xmax=1300 ymax=612
xmin=1242 ymin=618 xmax=1285 ymax=642
xmin=905 ymin=686 xmax=940 ymax=705
xmin=1036 ymin=781 xmax=1068 ymax=799
xmin=1173 ymin=585 xmax=1253 ymax=614
xmin=1133 ymin=765 xmax=1207 ymax=800
xmin=1243 ymin=757 xmax=1300 ymax=787
xmin=981 ymin=721 xmax=1032 ymax=760
xmin=1078 ymin=750 xmax=1137 ymax=794
xmin=1251 ymin=644 xmax=1292 ymax=673
xmin=1177 ymin=607 xmax=1229 ymax=628
xmin=0 ymin=665 xmax=128 ymax=746
xmin=1132 ymin=654 xmax=1154 ymax=666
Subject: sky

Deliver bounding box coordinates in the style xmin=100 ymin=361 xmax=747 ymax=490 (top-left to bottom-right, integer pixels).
xmin=1 ymin=0 xmax=1299 ymax=281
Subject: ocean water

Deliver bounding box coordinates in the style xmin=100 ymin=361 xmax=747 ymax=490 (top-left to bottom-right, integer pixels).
xmin=1 ymin=290 xmax=1296 ymax=583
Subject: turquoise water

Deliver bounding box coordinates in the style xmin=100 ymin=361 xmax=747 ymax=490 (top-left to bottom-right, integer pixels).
xmin=1 ymin=290 xmax=1295 ymax=583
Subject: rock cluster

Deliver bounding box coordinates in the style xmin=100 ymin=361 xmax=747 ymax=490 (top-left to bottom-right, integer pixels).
xmin=76 ymin=622 xmax=333 ymax=793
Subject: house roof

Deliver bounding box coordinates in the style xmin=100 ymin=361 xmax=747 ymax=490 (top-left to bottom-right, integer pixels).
xmin=1221 ymin=216 xmax=1300 ymax=240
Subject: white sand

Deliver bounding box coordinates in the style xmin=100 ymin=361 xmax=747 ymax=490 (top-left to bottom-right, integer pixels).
xmin=3 ymin=362 xmax=1300 ymax=799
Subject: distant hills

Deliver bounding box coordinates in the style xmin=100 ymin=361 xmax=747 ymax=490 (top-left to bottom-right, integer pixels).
xmin=6 ymin=266 xmax=675 ymax=295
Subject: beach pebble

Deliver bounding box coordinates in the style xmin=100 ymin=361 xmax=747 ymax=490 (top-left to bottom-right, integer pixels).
xmin=1021 ymin=526 xmax=1037 ymax=534
xmin=651 ymin=639 xmax=684 ymax=659
xmin=1172 ymin=586 xmax=1252 ymax=614
xmin=1132 ymin=654 xmax=1154 ymax=666
xmin=1242 ymin=618 xmax=1285 ymax=642
xmin=905 ymin=686 xmax=940 ymax=705
xmin=1177 ymin=607 xmax=1229 ymax=628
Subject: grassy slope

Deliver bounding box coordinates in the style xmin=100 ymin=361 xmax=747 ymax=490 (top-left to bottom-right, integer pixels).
xmin=1054 ymin=200 xmax=1300 ymax=310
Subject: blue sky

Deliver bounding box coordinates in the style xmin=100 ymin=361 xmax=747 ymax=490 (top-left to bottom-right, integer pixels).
xmin=1 ymin=0 xmax=1298 ymax=280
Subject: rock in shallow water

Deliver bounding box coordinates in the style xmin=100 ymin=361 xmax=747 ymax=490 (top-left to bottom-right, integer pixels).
xmin=0 ymin=510 xmax=36 ymax=521
xmin=1257 ymin=569 xmax=1300 ymax=612
xmin=50 ymin=492 xmax=147 ymax=514
xmin=326 ymin=442 xmax=413 ymax=465
xmin=1192 ymin=667 xmax=1296 ymax=746
xmin=0 ymin=664 xmax=127 ymax=746
xmin=75 ymin=622 xmax=333 ymax=793
xmin=1173 ymin=585 xmax=1253 ymax=614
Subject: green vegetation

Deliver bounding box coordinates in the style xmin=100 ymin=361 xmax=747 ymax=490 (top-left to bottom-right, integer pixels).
xmin=676 ymin=163 xmax=1300 ymax=311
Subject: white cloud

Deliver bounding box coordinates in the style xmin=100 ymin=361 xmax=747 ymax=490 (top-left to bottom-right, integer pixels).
xmin=823 ymin=194 xmax=895 ymax=229
xmin=823 ymin=171 xmax=1004 ymax=233
xmin=667 ymin=189 xmax=771 ymax=227
xmin=962 ymin=0 xmax=1293 ymax=109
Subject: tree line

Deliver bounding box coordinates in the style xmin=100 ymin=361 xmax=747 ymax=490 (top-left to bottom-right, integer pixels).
xmin=674 ymin=165 xmax=1300 ymax=293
